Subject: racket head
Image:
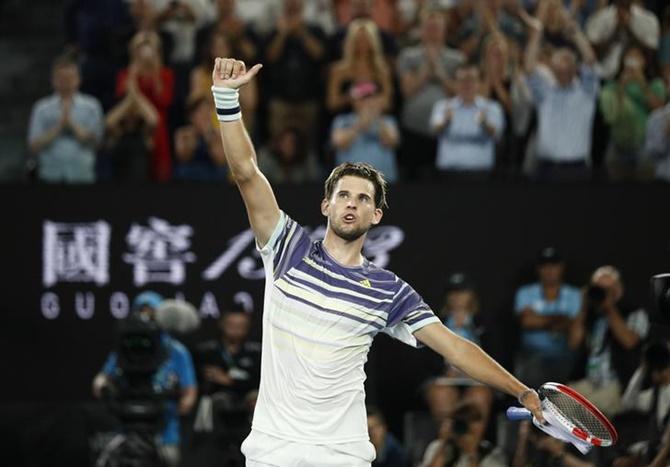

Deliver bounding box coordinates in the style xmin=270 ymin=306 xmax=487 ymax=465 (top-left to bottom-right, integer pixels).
xmin=538 ymin=382 xmax=618 ymax=447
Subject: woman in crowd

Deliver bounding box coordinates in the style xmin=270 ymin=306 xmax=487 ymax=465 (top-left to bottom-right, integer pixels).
xmin=115 ymin=31 xmax=174 ymax=182
xmin=326 ymin=18 xmax=393 ymax=114
xmin=600 ymin=45 xmax=666 ymax=181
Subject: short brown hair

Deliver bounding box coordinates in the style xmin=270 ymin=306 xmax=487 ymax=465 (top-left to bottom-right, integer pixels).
xmin=324 ymin=162 xmax=388 ymax=209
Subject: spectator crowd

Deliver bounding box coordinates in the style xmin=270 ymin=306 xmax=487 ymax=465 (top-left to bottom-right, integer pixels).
xmin=24 ymin=0 xmax=670 ymax=184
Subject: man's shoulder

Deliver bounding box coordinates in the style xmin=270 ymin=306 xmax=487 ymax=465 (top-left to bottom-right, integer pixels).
xmin=33 ymin=94 xmax=58 ymax=112
xmin=74 ymin=93 xmax=103 ymax=110
xmin=517 ymin=282 xmax=540 ymax=294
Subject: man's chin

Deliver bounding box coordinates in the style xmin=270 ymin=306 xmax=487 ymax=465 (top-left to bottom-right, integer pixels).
xmin=332 ymin=224 xmax=368 ymax=242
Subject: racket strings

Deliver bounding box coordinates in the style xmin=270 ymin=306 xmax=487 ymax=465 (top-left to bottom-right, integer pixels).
xmin=539 ymin=388 xmax=613 ymax=442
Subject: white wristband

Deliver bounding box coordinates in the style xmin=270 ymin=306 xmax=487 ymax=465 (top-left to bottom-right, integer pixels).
xmin=211 ymin=86 xmax=241 ymax=122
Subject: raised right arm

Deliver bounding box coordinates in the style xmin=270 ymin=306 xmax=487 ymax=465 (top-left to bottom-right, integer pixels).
xmin=212 ymin=58 xmax=280 ymax=247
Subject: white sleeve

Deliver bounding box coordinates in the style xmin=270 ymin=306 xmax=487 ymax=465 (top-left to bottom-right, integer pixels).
xmin=630 ymin=7 xmax=660 ymax=49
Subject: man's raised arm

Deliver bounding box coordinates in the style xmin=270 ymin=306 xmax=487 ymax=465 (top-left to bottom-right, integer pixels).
xmin=212 ymin=58 xmax=280 ymax=247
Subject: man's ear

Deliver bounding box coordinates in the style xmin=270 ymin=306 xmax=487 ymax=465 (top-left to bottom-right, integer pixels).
xmin=321 ymin=198 xmax=329 ymax=217
xmin=371 ymin=208 xmax=383 ymax=226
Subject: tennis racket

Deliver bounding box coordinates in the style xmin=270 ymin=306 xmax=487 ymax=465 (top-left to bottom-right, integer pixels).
xmin=506 ymin=382 xmax=618 ymax=449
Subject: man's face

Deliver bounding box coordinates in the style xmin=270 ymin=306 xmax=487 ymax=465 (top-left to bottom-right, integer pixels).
xmin=351 ymin=0 xmax=372 ymax=18
xmin=538 ymin=262 xmax=564 ymax=286
xmin=52 ymin=65 xmax=80 ymax=96
xmin=551 ymin=51 xmax=577 ymax=87
xmin=220 ymin=312 xmax=250 ymax=343
xmin=322 ymin=175 xmax=382 ymax=242
xmin=456 ymin=67 xmax=480 ymax=101
xmin=421 ymin=14 xmax=445 ymax=45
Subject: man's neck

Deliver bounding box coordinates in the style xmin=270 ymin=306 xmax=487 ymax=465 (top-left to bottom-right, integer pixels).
xmin=222 ymin=338 xmax=241 ymax=354
xmin=322 ymin=229 xmax=366 ymax=267
xmin=542 ymin=283 xmax=560 ymax=299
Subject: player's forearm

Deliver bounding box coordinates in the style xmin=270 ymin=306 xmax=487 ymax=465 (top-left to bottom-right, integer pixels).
xmin=217 ymin=119 xmax=259 ymax=182
xmin=451 ymin=338 xmax=527 ymax=398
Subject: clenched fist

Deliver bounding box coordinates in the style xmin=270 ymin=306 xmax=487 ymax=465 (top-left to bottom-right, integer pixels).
xmin=212 ymin=58 xmax=262 ymax=89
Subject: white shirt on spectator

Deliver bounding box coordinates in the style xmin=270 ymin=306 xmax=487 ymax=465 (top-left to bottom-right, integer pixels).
xmin=150 ymin=0 xmax=212 ymax=64
xmin=526 ymin=64 xmax=599 ymax=163
xmin=622 ymin=366 xmax=670 ymax=430
xmin=585 ymin=4 xmax=660 ymax=79
xmin=644 ymin=102 xmax=670 ymax=181
xmin=430 ymin=96 xmax=505 ymax=171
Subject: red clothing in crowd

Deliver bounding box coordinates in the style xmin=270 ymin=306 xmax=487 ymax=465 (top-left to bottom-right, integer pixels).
xmin=116 ymin=67 xmax=175 ymax=182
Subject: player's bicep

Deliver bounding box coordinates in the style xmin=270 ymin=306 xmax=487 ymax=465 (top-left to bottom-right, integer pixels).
xmin=236 ymin=168 xmax=281 ymax=248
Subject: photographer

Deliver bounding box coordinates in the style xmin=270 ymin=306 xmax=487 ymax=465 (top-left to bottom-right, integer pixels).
xmin=419 ymin=402 xmax=507 ymax=467
xmin=568 ymin=266 xmax=650 ymax=416
xmin=92 ymin=291 xmax=197 ymax=467
xmin=193 ymin=309 xmax=260 ymax=450
xmin=612 ymin=340 xmax=670 ymax=467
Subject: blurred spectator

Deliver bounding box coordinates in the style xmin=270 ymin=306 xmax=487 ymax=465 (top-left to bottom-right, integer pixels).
xmin=327 ymin=19 xmax=393 ymax=114
xmin=231 ymin=0 xmax=282 ymax=36
xmin=196 ymin=0 xmax=259 ymax=65
xmin=331 ymin=81 xmax=400 ymax=181
xmin=367 ymin=406 xmax=411 ymax=467
xmin=612 ymin=340 xmax=670 ymax=467
xmin=644 ymin=102 xmax=670 ymax=182
xmin=118 ymin=0 xmax=174 ymax=68
xmin=660 ymin=6 xmax=670 ymax=68
xmin=104 ymin=70 xmax=159 ymax=181
xmin=92 ymin=291 xmax=197 ymax=467
xmin=334 ymin=0 xmax=399 ymax=34
xmin=190 ymin=30 xmax=258 ymax=132
xmin=569 ymin=266 xmax=650 ymax=416
xmin=64 ymin=0 xmax=136 ymax=109
xmin=152 ymin=0 xmax=213 ymax=66
xmin=512 ymin=421 xmax=595 ymax=467
xmin=430 ymin=63 xmax=505 ymax=180
xmin=479 ymin=32 xmax=532 ymax=174
xmin=524 ymin=16 xmax=598 ymax=181
xmin=264 ymin=0 xmax=327 ymax=149
xmin=303 ymin=0 xmax=337 ymax=35
xmin=585 ymin=0 xmax=660 ymax=80
xmin=419 ymin=402 xmax=507 ymax=467
xmin=396 ymin=9 xmax=465 ymax=180
xmin=424 ymin=273 xmax=493 ymax=443
xmin=258 ymin=126 xmax=319 ymax=183
xmin=644 ymin=68 xmax=670 ymax=182
xmin=449 ymin=0 xmax=528 ymax=61
xmin=599 ymin=45 xmax=666 ymax=181
xmin=514 ymin=247 xmax=581 ymax=390
xmin=173 ymin=96 xmax=227 ymax=181
xmin=536 ymin=0 xmax=579 ymax=50
xmin=194 ymin=310 xmax=261 ymax=448
xmin=27 ymin=54 xmax=104 ymax=184
xmin=329 ymin=0 xmax=398 ymax=61
xmin=116 ymin=31 xmax=174 ymax=181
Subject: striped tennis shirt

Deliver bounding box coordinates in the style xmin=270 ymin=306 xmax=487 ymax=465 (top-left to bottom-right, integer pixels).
xmin=251 ymin=212 xmax=440 ymax=445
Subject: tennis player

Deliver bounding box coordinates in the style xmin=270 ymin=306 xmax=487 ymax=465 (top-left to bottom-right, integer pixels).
xmin=211 ymin=58 xmax=544 ymax=467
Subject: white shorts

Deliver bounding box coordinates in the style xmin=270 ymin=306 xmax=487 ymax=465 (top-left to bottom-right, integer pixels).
xmin=241 ymin=429 xmax=375 ymax=467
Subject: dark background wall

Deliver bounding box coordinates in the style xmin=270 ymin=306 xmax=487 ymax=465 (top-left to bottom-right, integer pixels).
xmin=1 ymin=183 xmax=670 ymax=456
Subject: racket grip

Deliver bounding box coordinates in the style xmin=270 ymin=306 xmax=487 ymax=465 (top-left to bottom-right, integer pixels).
xmin=506 ymin=407 xmax=533 ymax=421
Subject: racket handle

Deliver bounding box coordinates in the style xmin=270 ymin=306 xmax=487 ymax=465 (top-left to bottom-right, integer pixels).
xmin=506 ymin=407 xmax=533 ymax=421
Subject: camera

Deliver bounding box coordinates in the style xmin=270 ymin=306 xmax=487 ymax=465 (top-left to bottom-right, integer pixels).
xmin=95 ymin=316 xmax=173 ymax=467
xmin=585 ymin=284 xmax=608 ymax=311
